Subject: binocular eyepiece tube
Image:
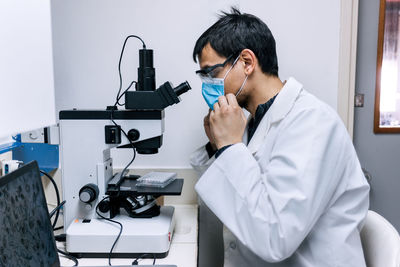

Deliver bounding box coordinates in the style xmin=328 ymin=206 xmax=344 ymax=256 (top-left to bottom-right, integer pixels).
xmin=174 ymin=81 xmax=191 ymax=97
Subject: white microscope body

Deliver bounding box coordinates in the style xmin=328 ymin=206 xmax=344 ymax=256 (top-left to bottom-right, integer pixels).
xmin=59 ymin=43 xmax=191 ymax=257
xmin=59 ymin=109 xmax=179 ymax=257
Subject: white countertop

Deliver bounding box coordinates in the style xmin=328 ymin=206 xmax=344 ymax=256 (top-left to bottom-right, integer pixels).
xmin=58 ymin=204 xmax=198 ymax=267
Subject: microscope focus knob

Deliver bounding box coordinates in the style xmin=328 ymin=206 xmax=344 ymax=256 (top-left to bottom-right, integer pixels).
xmin=98 ymin=199 xmax=110 ymax=213
xmin=79 ymin=183 xmax=99 ymax=203
xmin=128 ymin=129 xmax=140 ymax=141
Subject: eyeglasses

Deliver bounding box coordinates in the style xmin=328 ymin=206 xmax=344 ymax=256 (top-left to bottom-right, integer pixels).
xmin=195 ymin=54 xmax=234 ymax=78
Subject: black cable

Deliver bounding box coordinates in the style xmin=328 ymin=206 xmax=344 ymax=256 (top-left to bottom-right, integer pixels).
xmin=40 ymin=170 xmax=61 ymax=230
xmin=57 ymin=248 xmax=78 ymax=266
xmin=49 ymin=200 xmax=66 ymax=219
xmin=117 ymin=80 xmax=136 ymax=106
xmin=131 ymin=253 xmax=156 ymax=265
xmin=111 ymin=84 xmax=137 ymax=196
xmin=54 ymin=233 xmax=66 ymax=242
xmin=95 ymin=196 xmax=123 ymax=266
xmin=110 ymin=104 xmax=137 ymax=197
xmin=53 ymin=226 xmax=63 ymax=231
xmin=116 ymin=35 xmax=146 ymax=106
xmin=98 ymin=35 xmax=142 ymax=265
xmin=111 ymin=35 xmax=143 ymax=191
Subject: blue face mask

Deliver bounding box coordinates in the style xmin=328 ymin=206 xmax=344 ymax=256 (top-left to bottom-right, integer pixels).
xmin=201 ymin=77 xmax=225 ymax=110
xmin=200 ymin=56 xmax=248 ymax=110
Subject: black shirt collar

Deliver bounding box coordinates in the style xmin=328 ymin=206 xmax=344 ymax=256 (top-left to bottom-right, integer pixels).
xmin=247 ymin=94 xmax=278 ymax=143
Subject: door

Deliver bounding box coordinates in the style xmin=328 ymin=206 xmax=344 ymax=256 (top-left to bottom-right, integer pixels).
xmin=354 ymin=0 xmax=400 ymax=230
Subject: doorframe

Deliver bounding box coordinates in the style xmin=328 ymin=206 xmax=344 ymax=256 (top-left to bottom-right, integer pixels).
xmin=338 ymin=0 xmax=359 ymax=138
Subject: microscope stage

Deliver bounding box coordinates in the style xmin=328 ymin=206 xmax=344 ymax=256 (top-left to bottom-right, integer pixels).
xmin=66 ymin=206 xmax=175 ymax=258
xmin=107 ymin=178 xmax=184 ymax=197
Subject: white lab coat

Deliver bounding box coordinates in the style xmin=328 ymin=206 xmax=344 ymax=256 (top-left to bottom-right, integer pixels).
xmin=190 ymin=77 xmax=370 ymax=267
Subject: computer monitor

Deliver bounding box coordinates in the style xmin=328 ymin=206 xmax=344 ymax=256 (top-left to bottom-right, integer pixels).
xmin=0 ymin=161 xmax=60 ymax=267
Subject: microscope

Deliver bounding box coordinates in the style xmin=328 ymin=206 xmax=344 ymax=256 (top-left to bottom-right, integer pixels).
xmin=59 ymin=43 xmax=191 ymax=258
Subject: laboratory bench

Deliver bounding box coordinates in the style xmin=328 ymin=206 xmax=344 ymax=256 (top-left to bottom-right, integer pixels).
xmin=58 ymin=204 xmax=198 ymax=267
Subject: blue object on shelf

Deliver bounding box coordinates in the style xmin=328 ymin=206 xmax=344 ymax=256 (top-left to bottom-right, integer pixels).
xmin=12 ymin=143 xmax=59 ymax=173
xmin=0 ymin=135 xmax=22 ymax=154
xmin=0 ymin=142 xmax=22 ymax=154
xmin=0 ymin=134 xmax=59 ymax=173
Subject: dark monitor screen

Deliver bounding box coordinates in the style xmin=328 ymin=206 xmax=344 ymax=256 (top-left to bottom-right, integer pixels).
xmin=0 ymin=161 xmax=60 ymax=267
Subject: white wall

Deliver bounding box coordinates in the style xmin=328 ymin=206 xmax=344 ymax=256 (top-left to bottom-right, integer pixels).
xmin=0 ymin=0 xmax=56 ymax=138
xmin=51 ymin=0 xmax=341 ymax=168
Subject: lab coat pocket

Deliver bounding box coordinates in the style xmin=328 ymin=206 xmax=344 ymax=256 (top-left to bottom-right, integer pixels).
xmin=223 ymin=225 xmax=240 ymax=267
xmin=223 ymin=225 xmax=236 ymax=252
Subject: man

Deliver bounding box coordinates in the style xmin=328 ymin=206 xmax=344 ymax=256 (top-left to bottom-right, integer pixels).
xmin=190 ymin=8 xmax=370 ymax=267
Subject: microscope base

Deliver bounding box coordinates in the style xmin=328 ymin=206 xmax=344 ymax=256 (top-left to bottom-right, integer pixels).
xmin=65 ymin=206 xmax=175 ymax=258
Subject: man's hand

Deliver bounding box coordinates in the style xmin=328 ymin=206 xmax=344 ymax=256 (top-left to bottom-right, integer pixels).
xmin=210 ymin=94 xmax=246 ymax=149
xmin=203 ymin=110 xmax=217 ymax=150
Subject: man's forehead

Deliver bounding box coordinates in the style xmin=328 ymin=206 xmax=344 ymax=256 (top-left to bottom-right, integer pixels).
xmin=199 ymin=44 xmax=227 ymax=69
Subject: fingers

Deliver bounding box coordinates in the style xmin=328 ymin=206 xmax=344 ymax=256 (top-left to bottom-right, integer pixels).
xmin=207 ymin=93 xmax=246 ymax=149
xmin=204 ymin=115 xmax=209 ymax=124
xmin=207 ymin=109 xmax=212 ymax=118
xmin=213 ymin=101 xmax=220 ymax=111
xmin=204 ymin=109 xmax=213 ymax=125
xmin=204 ymin=109 xmax=211 ymax=119
xmin=213 ymin=95 xmax=238 ymax=115
xmin=226 ymin=94 xmax=239 ymax=107
xmin=217 ymin=96 xmax=228 ymax=108
xmin=212 ymin=96 xmax=228 ymax=113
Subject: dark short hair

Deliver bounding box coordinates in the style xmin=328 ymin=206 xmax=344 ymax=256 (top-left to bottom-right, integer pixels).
xmin=193 ymin=7 xmax=279 ymax=77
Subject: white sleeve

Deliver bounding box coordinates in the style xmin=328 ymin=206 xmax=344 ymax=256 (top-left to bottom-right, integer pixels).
xmin=195 ymin=108 xmax=349 ymax=262
xmin=189 ymin=144 xmax=216 ymax=176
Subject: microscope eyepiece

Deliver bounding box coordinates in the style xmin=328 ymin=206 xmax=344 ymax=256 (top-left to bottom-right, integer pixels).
xmin=174 ymin=81 xmax=191 ymax=96
xmin=125 ymin=80 xmax=192 ymax=110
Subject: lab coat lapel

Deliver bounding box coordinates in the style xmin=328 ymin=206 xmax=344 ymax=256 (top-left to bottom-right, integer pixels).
xmin=242 ymin=116 xmax=251 ymax=145
xmin=247 ymin=111 xmax=270 ymax=154
xmin=246 ymin=77 xmax=303 ymax=155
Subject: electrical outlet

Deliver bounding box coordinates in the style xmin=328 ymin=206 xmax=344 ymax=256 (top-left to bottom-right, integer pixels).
xmin=355 ymin=93 xmax=364 ymax=107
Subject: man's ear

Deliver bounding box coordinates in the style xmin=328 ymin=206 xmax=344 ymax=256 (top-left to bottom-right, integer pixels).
xmin=240 ymin=49 xmax=257 ymax=76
